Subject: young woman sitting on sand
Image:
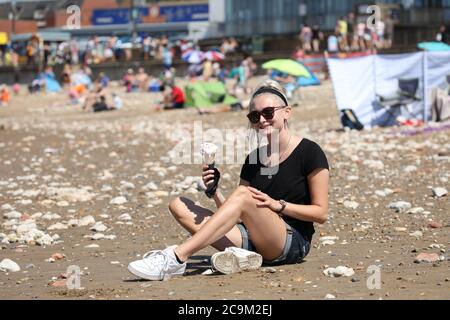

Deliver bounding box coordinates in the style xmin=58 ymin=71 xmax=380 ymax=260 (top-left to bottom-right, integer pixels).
xmin=128 ymin=79 xmax=329 ymax=280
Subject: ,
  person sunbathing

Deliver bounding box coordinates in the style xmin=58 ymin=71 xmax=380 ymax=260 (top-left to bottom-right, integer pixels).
xmin=123 ymin=69 xmax=138 ymax=93
xmin=92 ymin=95 xmax=110 ymax=113
xmin=127 ymin=79 xmax=330 ymax=280
xmin=269 ymin=70 xmax=297 ymax=99
xmin=135 ymin=67 xmax=149 ymax=91
xmin=196 ymin=100 xmax=247 ymax=115
xmin=82 ymin=85 xmax=105 ymax=110
xmin=91 ymin=93 xmax=122 ymax=113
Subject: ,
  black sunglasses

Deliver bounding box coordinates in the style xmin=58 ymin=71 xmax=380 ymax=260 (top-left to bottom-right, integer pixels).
xmin=247 ymin=106 xmax=287 ymax=124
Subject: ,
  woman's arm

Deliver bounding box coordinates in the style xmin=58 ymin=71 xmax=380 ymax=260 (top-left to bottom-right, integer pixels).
xmin=280 ymin=168 xmax=329 ymax=224
xmin=248 ymin=168 xmax=329 ymax=224
xmin=213 ymin=179 xmax=249 ymax=209
xmin=212 ymin=190 xmax=226 ymax=208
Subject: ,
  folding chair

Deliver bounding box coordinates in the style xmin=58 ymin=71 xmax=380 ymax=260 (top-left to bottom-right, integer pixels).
xmin=376 ymin=78 xmax=422 ymax=124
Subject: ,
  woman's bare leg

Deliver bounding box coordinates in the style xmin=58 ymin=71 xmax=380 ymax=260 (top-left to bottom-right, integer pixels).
xmin=173 ymin=186 xmax=287 ymax=262
xmin=169 ymin=197 xmax=242 ymax=251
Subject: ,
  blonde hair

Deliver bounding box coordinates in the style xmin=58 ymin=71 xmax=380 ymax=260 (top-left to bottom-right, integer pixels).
xmin=249 ymin=79 xmax=289 ymax=111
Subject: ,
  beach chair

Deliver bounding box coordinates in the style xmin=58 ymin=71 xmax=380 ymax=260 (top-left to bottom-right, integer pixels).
xmin=376 ymin=78 xmax=422 ymax=124
xmin=430 ymin=75 xmax=450 ymax=122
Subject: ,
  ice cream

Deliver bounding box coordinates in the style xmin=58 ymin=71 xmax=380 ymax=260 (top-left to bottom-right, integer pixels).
xmin=200 ymin=143 xmax=218 ymax=168
xmin=200 ymin=142 xmax=220 ymax=199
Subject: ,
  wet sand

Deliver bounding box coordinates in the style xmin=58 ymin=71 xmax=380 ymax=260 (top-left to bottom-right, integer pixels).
xmin=0 ymin=79 xmax=449 ymax=300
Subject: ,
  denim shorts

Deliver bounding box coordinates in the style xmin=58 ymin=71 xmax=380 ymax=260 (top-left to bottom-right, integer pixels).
xmin=236 ymin=222 xmax=311 ymax=266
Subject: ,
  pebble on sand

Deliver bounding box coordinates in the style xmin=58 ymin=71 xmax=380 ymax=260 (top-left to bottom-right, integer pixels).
xmin=407 ymin=207 xmax=424 ymax=214
xmin=42 ymin=213 xmax=62 ymax=220
xmin=36 ymin=234 xmax=54 ymax=246
xmin=143 ymin=182 xmax=158 ymax=191
xmin=409 ymin=231 xmax=423 ymax=238
xmin=88 ymin=233 xmax=105 ymax=240
xmin=403 ymin=165 xmax=417 ymax=173
xmin=21 ymin=189 xmax=41 ymax=198
xmin=16 ymin=222 xmax=37 ymax=235
xmin=414 ymin=253 xmax=440 ymax=263
xmin=101 ymin=185 xmax=113 ymax=192
xmin=78 ymin=215 xmax=95 ymax=227
xmin=46 ymin=253 xmax=65 ymax=263
xmin=47 ymin=222 xmax=68 ymax=231
xmin=427 ymin=222 xmax=442 ymax=229
xmin=323 ymin=266 xmax=355 ymax=277
xmin=67 ymin=219 xmax=80 ymax=227
xmin=154 ymin=191 xmax=169 ymax=197
xmin=388 ymin=201 xmax=412 ymax=213
xmin=120 ymin=181 xmax=135 ymax=190
xmin=375 ymin=190 xmax=387 ymax=197
xmin=85 ymin=244 xmax=100 ymax=248
xmin=110 ymin=196 xmax=127 ymax=205
xmin=56 ymin=201 xmax=70 ymax=207
xmin=363 ymin=160 xmax=384 ymax=170
xmin=320 ymin=236 xmax=339 ymax=246
xmin=1 ymin=204 xmax=14 ymax=211
xmin=3 ymin=211 xmax=22 ymax=219
xmin=343 ymin=201 xmax=359 ymax=210
xmin=90 ymin=222 xmax=108 ymax=232
xmin=0 ymin=259 xmax=21 ymax=272
xmin=99 ymin=170 xmax=114 ymax=180
xmin=45 ymin=187 xmax=95 ymax=202
xmin=432 ymin=187 xmax=447 ymax=198
xmin=118 ymin=213 xmax=132 ymax=221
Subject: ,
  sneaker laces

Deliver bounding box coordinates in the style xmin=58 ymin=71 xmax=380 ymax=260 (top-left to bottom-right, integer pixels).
xmin=142 ymin=248 xmax=173 ymax=279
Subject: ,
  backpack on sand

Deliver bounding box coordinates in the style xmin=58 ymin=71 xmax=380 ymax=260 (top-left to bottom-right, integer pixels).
xmin=340 ymin=109 xmax=364 ymax=130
